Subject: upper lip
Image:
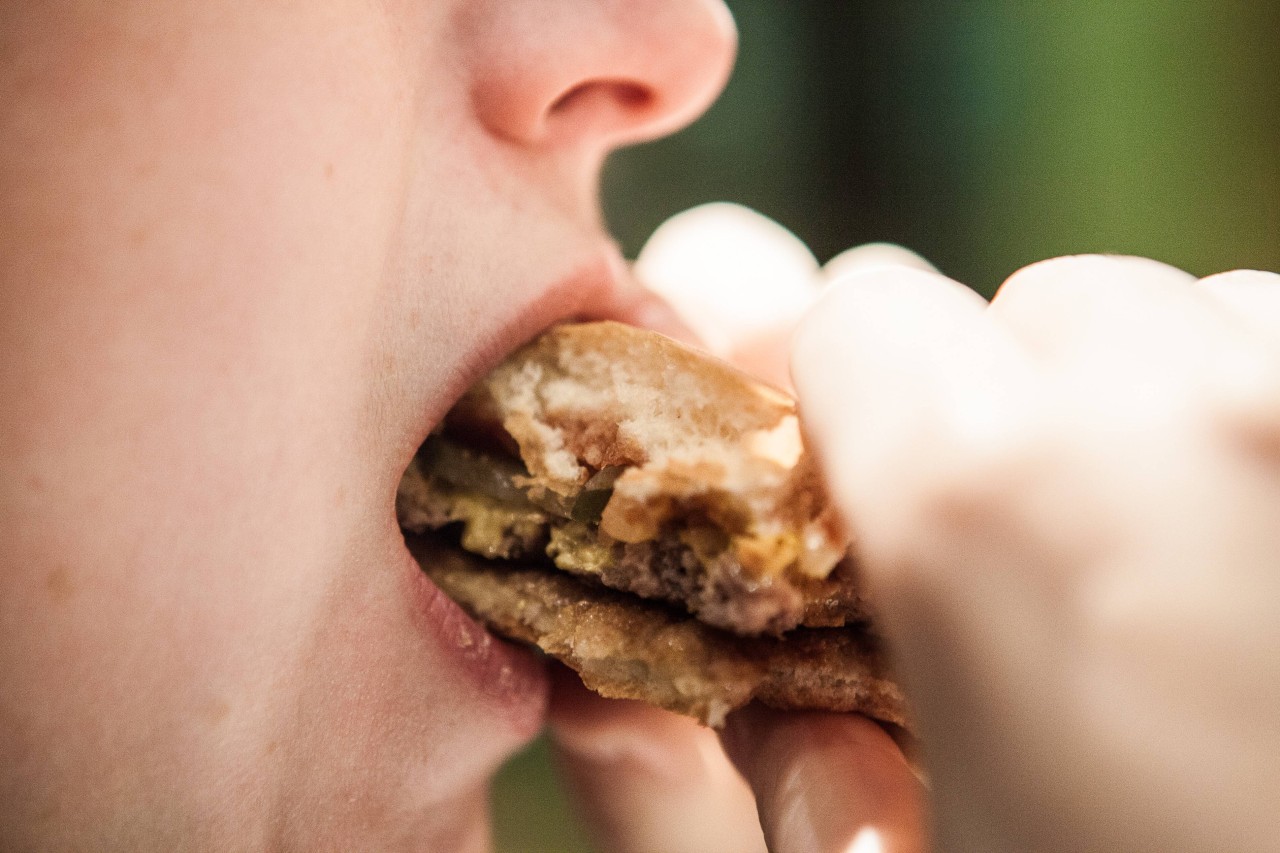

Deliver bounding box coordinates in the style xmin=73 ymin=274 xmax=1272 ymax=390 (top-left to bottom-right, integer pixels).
xmin=394 ymin=239 xmax=673 ymax=725
xmin=417 ymin=240 xmax=698 ymax=443
xmin=584 ymin=247 xmax=701 ymax=345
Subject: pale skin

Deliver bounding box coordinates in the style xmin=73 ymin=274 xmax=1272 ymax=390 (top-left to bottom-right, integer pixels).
xmin=788 ymin=257 xmax=1280 ymax=852
xmin=3 ymin=3 xmax=1278 ymax=852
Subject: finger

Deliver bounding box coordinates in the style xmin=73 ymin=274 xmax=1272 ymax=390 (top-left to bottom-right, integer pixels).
xmin=730 ymin=241 xmax=939 ymax=391
xmin=988 ymin=254 xmax=1204 ymax=366
xmin=548 ymin=667 xmax=767 ymax=853
xmin=721 ymin=706 xmax=928 ymax=853
xmin=791 ymin=266 xmax=1038 ymax=572
xmin=634 ymin=202 xmax=820 ymax=357
xmin=824 ymin=243 xmax=938 ymax=284
xmin=634 ymin=202 xmax=821 ymax=389
xmin=1197 ymin=270 xmax=1280 ymax=456
xmin=751 ymin=242 xmax=938 ymax=393
xmin=991 ymin=255 xmax=1280 ymax=423
xmin=1198 ymin=269 xmax=1280 ymax=340
xmin=991 ymin=256 xmax=1280 ymax=451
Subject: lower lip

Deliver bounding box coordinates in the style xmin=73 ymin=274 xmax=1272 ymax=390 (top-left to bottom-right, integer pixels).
xmin=391 ymin=258 xmax=605 ymax=725
xmin=401 ymin=546 xmax=549 ymax=732
xmin=392 ymin=251 xmax=639 ymax=729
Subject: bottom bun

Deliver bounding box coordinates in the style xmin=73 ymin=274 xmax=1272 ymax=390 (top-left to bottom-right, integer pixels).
xmin=406 ymin=534 xmax=908 ymax=729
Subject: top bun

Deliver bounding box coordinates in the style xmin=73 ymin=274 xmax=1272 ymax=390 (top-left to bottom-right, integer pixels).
xmin=439 ymin=321 xmax=863 ymax=635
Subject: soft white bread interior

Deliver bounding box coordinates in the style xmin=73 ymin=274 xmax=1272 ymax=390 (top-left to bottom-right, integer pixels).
xmin=399 ymin=322 xmax=899 ymax=718
xmin=447 ymin=322 xmax=850 ymax=587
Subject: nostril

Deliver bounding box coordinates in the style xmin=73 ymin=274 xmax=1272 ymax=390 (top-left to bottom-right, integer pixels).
xmin=546 ymin=79 xmax=657 ymax=127
xmin=463 ymin=0 xmax=735 ymax=148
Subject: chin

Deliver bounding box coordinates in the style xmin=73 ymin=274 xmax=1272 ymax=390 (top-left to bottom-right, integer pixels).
xmin=328 ymin=245 xmax=674 ymax=841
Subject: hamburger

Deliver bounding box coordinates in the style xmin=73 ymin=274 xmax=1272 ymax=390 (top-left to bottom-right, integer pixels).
xmin=398 ymin=321 xmax=905 ymax=729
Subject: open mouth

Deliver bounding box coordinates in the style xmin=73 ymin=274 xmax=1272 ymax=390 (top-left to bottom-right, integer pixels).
xmin=391 ymin=250 xmax=686 ymax=713
xmin=397 ymin=319 xmax=908 ymax=730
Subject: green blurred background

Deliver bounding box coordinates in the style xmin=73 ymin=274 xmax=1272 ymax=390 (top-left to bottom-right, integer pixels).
xmin=493 ymin=2 xmax=1279 ymax=850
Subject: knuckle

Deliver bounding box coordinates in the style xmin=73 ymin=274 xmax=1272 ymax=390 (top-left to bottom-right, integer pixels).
xmin=901 ymin=424 xmax=1055 ymax=538
xmin=1208 ymin=358 xmax=1280 ymax=460
xmin=1198 ymin=268 xmax=1280 ymax=289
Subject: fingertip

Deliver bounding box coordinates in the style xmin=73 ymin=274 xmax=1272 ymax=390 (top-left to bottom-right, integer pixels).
xmin=721 ymin=707 xmax=928 ymax=853
xmin=823 ymin=242 xmax=939 ymax=284
xmin=548 ymin=668 xmax=768 ymax=853
xmin=721 ymin=706 xmax=914 ymax=789
xmin=789 ymin=265 xmax=991 ymax=462
xmin=547 ymin=664 xmax=701 ymax=778
xmin=1196 ymin=270 xmax=1280 ymax=457
xmin=1198 ymin=268 xmax=1280 ymax=322
xmin=793 ymin=265 xmax=987 ymax=371
xmin=1000 ymin=253 xmax=1195 ymax=293
xmin=790 ymin=265 xmax=1040 ymax=587
xmin=634 ymin=202 xmax=821 ymax=357
xmin=992 ymin=252 xmax=1190 ymax=302
xmin=717 ymin=702 xmax=768 ymax=779
xmin=1198 ymin=268 xmax=1280 ymax=288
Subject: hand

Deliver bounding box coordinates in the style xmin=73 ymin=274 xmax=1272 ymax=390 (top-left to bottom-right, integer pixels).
xmin=549 ymin=203 xmax=930 ymax=853
xmin=633 ymin=202 xmax=935 ymax=391
xmin=793 ymin=255 xmax=1280 ymax=851
xmin=548 ymin=667 xmax=769 ymax=853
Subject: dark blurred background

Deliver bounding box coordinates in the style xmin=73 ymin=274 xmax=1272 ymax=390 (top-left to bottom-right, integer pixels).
xmin=494 ymin=2 xmax=1279 ymax=850
xmin=608 ymin=0 xmax=1279 ymax=296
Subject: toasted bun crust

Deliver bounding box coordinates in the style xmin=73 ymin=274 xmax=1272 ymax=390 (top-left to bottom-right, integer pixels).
xmin=454 ymin=319 xmax=798 ymax=479
xmin=398 ymin=321 xmax=903 ymax=724
xmin=407 ymin=535 xmax=907 ymax=729
xmin=440 ymin=322 xmax=857 ymax=628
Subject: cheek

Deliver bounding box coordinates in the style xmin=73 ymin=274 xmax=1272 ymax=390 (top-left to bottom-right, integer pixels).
xmin=264 ymin=533 xmax=546 ymax=833
xmin=7 ymin=0 xmax=425 ymax=470
xmin=3 ymin=1 xmax=540 ymax=840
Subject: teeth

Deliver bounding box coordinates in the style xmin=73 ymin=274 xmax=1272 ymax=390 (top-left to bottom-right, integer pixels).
xmin=451 ymin=608 xmax=495 ymax=661
xmin=495 ymin=664 xmax=517 ymax=693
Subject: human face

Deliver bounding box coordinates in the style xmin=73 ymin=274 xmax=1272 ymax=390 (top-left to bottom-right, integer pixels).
xmin=0 ymin=1 xmax=734 ymax=849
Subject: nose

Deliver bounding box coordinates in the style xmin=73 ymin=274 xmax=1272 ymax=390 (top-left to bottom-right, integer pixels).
xmin=460 ymin=0 xmax=737 ymax=151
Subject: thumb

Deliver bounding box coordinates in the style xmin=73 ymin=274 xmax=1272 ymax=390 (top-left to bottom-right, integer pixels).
xmin=548 ymin=667 xmax=768 ymax=853
xmin=720 ymin=706 xmax=928 ymax=853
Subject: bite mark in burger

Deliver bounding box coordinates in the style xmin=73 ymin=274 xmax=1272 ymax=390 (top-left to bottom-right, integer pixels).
xmin=399 ymin=321 xmax=906 ymax=729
